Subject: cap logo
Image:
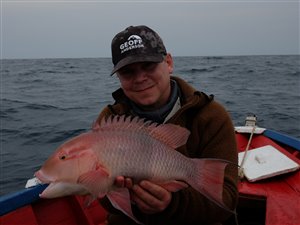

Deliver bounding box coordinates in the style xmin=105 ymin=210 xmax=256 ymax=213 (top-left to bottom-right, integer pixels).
xmin=119 ymin=35 xmax=144 ymax=54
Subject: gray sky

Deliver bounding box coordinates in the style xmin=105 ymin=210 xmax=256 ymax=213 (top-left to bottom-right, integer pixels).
xmin=1 ymin=0 xmax=299 ymax=59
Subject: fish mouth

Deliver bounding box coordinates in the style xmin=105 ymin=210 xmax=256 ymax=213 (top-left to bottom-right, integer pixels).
xmin=35 ymin=170 xmax=54 ymax=184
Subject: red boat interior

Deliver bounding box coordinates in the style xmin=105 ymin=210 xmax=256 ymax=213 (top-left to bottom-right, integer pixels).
xmin=233 ymin=133 xmax=300 ymax=225
xmin=1 ymin=195 xmax=107 ymax=225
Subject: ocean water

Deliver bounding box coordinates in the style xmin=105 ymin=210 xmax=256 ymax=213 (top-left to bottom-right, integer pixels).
xmin=1 ymin=55 xmax=299 ymax=196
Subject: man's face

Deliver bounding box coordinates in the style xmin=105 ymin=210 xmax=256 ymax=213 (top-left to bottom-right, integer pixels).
xmin=117 ymin=54 xmax=174 ymax=110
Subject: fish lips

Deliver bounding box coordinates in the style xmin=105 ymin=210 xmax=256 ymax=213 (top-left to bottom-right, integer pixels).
xmin=35 ymin=170 xmax=54 ymax=184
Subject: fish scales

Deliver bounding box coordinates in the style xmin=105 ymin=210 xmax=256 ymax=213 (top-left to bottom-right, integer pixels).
xmin=95 ymin=124 xmax=191 ymax=182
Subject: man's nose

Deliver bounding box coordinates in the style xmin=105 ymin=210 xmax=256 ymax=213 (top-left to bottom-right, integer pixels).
xmin=132 ymin=68 xmax=148 ymax=81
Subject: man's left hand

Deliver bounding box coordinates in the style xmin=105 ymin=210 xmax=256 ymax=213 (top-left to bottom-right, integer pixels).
xmin=114 ymin=177 xmax=172 ymax=214
xmin=131 ymin=180 xmax=172 ymax=214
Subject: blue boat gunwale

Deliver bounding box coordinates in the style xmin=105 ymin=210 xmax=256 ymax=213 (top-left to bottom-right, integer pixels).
xmin=0 ymin=184 xmax=48 ymax=216
xmin=263 ymin=129 xmax=300 ymax=151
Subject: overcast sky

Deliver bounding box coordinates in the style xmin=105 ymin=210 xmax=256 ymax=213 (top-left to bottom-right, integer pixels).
xmin=1 ymin=0 xmax=299 ymax=59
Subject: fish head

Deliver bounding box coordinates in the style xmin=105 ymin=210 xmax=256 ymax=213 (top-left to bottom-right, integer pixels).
xmin=35 ymin=132 xmax=99 ymax=184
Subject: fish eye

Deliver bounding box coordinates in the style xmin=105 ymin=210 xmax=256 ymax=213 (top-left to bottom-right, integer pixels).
xmin=60 ymin=155 xmax=66 ymax=160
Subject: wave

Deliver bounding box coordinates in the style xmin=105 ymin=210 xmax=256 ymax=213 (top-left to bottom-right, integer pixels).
xmin=1 ymin=128 xmax=22 ymax=136
xmin=22 ymin=103 xmax=59 ymax=110
xmin=2 ymin=98 xmax=59 ymax=111
xmin=179 ymin=66 xmax=220 ymax=74
xmin=202 ymin=56 xmax=224 ymax=60
xmin=2 ymin=127 xmax=87 ymax=146
xmin=1 ymin=98 xmax=89 ymax=112
xmin=290 ymin=71 xmax=300 ymax=76
xmin=46 ymin=128 xmax=87 ymax=144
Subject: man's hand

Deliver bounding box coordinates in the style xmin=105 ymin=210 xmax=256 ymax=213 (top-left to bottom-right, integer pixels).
xmin=114 ymin=176 xmax=172 ymax=214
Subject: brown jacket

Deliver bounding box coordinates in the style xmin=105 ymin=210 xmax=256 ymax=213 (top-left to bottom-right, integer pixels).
xmin=95 ymin=76 xmax=238 ymax=225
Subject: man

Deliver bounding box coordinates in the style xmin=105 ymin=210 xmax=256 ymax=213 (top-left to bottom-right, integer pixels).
xmin=96 ymin=25 xmax=238 ymax=225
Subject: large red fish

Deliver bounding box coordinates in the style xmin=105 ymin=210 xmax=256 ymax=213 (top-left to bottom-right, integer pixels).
xmin=35 ymin=115 xmax=229 ymax=223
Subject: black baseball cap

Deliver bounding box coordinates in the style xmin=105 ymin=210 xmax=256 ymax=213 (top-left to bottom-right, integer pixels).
xmin=110 ymin=25 xmax=167 ymax=75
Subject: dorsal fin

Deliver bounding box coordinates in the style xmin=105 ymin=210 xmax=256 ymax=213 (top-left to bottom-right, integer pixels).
xmin=148 ymin=122 xmax=190 ymax=148
xmin=96 ymin=115 xmax=190 ymax=149
xmin=98 ymin=115 xmax=150 ymax=132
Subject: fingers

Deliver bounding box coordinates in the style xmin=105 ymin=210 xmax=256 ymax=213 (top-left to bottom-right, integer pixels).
xmin=125 ymin=178 xmax=133 ymax=188
xmin=114 ymin=176 xmax=133 ymax=188
xmin=113 ymin=177 xmax=172 ymax=214
xmin=130 ymin=180 xmax=172 ymax=214
xmin=114 ymin=176 xmax=124 ymax=187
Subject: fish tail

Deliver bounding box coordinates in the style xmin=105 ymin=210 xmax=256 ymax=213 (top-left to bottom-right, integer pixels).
xmin=188 ymin=158 xmax=231 ymax=211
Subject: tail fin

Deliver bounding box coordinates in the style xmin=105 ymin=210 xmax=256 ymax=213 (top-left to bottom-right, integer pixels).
xmin=188 ymin=158 xmax=231 ymax=211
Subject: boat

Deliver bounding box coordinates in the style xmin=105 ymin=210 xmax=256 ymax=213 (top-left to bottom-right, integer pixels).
xmin=1 ymin=116 xmax=299 ymax=225
xmin=232 ymin=116 xmax=300 ymax=225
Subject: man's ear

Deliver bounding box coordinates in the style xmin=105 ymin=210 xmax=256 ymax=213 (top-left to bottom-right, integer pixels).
xmin=165 ymin=53 xmax=174 ymax=74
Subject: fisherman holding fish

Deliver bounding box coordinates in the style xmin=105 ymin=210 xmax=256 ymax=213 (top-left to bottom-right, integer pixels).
xmin=95 ymin=25 xmax=238 ymax=224
xmin=35 ymin=25 xmax=238 ymax=225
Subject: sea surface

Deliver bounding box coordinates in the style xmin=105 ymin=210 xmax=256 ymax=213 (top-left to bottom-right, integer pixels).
xmin=1 ymin=55 xmax=299 ymax=196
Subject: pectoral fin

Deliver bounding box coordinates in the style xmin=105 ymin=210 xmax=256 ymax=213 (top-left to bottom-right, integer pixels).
xmin=78 ymin=167 xmax=110 ymax=197
xmin=107 ymin=188 xmax=143 ymax=225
